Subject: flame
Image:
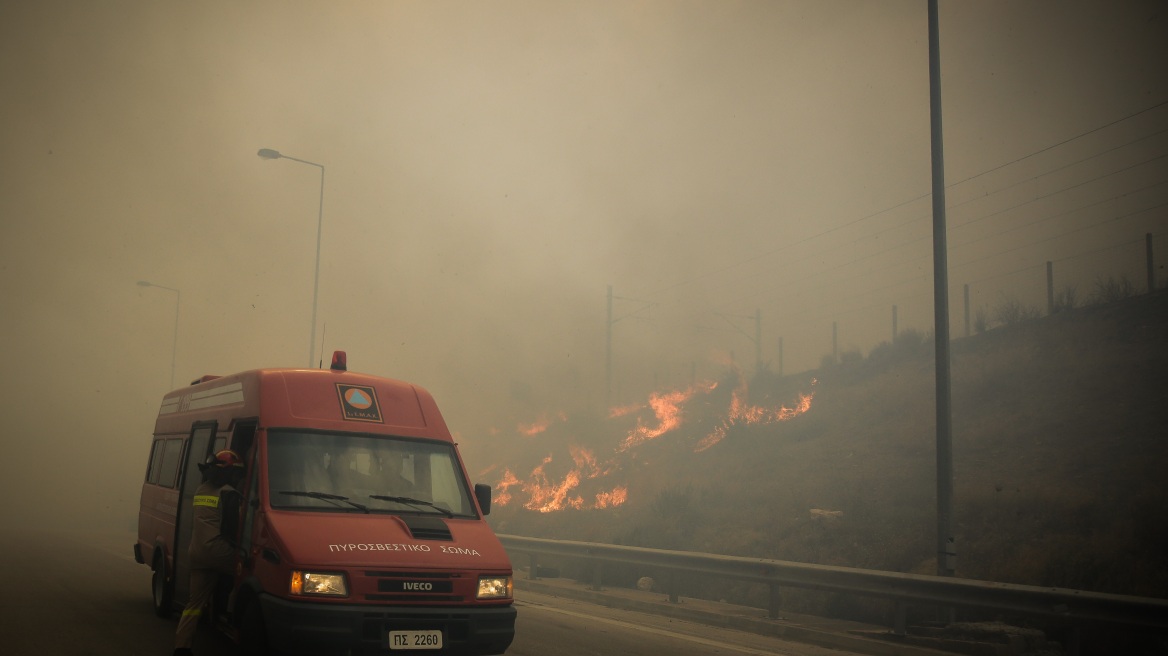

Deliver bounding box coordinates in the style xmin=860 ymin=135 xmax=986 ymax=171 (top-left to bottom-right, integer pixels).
xmin=608 ymin=401 xmax=645 ymax=418
xmin=518 ymin=419 xmax=551 ymax=436
xmin=517 ymin=411 xmax=568 ymax=436
xmin=521 ymin=455 xmax=584 ymax=513
xmin=494 ymin=469 xmax=522 ymax=507
xmin=618 ymin=382 xmax=715 ymax=451
xmin=695 ymin=379 xmax=816 ymax=452
xmin=495 ymin=373 xmax=814 ymax=512
xmin=495 ymin=446 xmax=619 ymax=512
xmin=571 ymin=445 xmax=613 ymax=479
xmin=595 ymin=485 xmax=628 ymax=508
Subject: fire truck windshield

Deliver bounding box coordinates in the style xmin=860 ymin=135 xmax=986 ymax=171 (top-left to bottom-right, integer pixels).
xmin=267 ymin=430 xmax=476 ymax=517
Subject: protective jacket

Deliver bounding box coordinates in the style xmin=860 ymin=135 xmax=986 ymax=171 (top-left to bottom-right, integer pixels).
xmin=189 ymin=480 xmax=241 ymax=572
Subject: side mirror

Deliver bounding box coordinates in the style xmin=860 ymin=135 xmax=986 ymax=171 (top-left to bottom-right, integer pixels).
xmin=474 ymin=483 xmax=492 ymax=516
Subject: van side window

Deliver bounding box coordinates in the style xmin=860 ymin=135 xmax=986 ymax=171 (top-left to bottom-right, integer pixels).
xmin=157 ymin=439 xmax=185 ymax=488
xmin=146 ymin=439 xmax=166 ymax=484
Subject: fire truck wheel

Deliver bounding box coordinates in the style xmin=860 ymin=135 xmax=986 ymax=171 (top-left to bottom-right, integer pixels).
xmin=151 ymin=551 xmax=174 ymax=619
xmin=240 ymin=600 xmax=273 ymax=655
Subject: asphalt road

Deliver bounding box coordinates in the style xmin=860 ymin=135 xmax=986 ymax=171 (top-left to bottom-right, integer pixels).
xmin=0 ymin=527 xmax=222 ymax=656
xmin=0 ymin=528 xmax=864 ymax=656
xmin=510 ymin=591 xmax=864 ymax=656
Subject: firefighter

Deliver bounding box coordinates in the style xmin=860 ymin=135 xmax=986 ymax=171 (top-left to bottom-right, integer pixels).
xmin=173 ymin=449 xmax=245 ymax=656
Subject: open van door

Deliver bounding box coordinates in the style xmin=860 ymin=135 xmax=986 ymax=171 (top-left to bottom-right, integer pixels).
xmin=172 ymin=423 xmax=216 ymax=605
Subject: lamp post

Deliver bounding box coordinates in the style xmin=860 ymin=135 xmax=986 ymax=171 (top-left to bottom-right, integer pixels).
xmin=258 ymin=148 xmax=326 ymax=368
xmin=137 ymin=280 xmax=180 ymax=389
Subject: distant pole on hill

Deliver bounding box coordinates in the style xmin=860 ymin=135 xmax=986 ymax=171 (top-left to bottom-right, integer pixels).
xmin=1047 ymin=262 xmax=1055 ymax=315
xmin=832 ymin=321 xmax=838 ymax=363
xmin=964 ymin=285 xmax=971 ymax=338
xmin=755 ymin=309 xmax=762 ymax=375
xmin=928 ymin=0 xmax=957 ymax=578
xmin=1147 ymin=233 xmax=1155 ymax=293
xmin=778 ymin=337 xmax=784 ymax=376
xmin=606 ymin=285 xmax=654 ymax=409
xmin=606 ymin=285 xmax=613 ymax=410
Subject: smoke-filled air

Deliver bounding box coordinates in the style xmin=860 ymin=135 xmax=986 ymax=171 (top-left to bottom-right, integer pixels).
xmin=2 ymin=0 xmax=1166 ymax=594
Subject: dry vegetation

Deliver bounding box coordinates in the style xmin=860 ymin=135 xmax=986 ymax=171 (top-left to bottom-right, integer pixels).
xmin=485 ymin=289 xmax=1168 ymax=646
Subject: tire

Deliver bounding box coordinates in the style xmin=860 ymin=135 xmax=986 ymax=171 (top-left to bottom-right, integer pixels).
xmin=151 ymin=551 xmax=174 ymax=619
xmin=239 ymin=600 xmax=272 ymax=656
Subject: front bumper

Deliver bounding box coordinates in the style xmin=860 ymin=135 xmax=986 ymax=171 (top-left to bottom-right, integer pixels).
xmin=259 ymin=594 xmax=516 ymax=656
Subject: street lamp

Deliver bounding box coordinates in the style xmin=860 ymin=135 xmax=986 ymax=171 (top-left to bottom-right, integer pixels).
xmin=137 ymin=280 xmax=180 ymax=389
xmin=257 ymin=147 xmax=326 ymax=368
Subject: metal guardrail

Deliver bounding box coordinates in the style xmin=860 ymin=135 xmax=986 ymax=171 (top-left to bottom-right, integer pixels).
xmin=499 ymin=534 xmax=1168 ymax=635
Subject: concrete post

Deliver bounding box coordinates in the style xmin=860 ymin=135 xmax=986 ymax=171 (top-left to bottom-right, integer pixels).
xmin=1047 ymin=261 xmax=1055 ymax=314
xmin=1147 ymin=233 xmax=1155 ymax=293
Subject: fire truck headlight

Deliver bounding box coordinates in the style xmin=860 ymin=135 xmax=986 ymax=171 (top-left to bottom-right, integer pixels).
xmin=476 ymin=576 xmax=513 ymax=600
xmin=290 ymin=571 xmax=348 ymax=597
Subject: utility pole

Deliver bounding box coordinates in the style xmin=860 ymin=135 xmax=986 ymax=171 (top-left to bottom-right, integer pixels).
xmin=606 ymin=285 xmax=612 ymax=410
xmin=963 ymin=284 xmax=970 ymax=338
xmin=754 ymin=309 xmax=762 ymax=374
xmin=778 ymin=337 xmax=783 ymax=376
xmin=1147 ymin=233 xmax=1155 ymax=293
xmin=605 ymin=285 xmax=653 ymax=409
xmin=832 ymin=321 xmax=838 ymax=363
xmin=1046 ymin=261 xmax=1055 ymax=315
xmin=716 ymin=311 xmax=761 ymax=374
xmin=928 ymin=0 xmax=956 ymax=578
xmin=892 ymin=305 xmax=898 ymax=344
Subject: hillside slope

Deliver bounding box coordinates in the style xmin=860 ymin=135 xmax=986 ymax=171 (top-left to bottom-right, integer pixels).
xmin=477 ymin=290 xmax=1168 ymax=600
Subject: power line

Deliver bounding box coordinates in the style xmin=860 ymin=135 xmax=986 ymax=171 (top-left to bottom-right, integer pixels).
xmin=961 ymin=201 xmax=1168 ymax=279
xmin=695 ymin=191 xmax=1163 ymax=339
xmin=1053 ymin=236 xmax=1146 ymax=265
xmin=635 ymin=99 xmax=1168 ymax=313
xmin=703 ymin=152 xmax=1167 ymax=315
xmin=774 ymin=273 xmax=929 ymax=330
xmin=624 ymin=100 xmax=1168 ymax=366
xmin=951 ymin=152 xmax=1168 ymax=232
xmin=945 ymin=99 xmax=1168 ymax=190
xmin=951 ymin=178 xmax=1168 ymax=255
xmin=640 ymin=191 xmax=929 ymax=301
xmin=947 ymin=127 xmax=1168 ymax=213
xmin=717 ymin=173 xmax=1163 ymax=316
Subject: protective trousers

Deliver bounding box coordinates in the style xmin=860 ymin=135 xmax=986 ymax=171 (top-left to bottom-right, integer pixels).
xmin=173 ymin=569 xmax=218 ymax=650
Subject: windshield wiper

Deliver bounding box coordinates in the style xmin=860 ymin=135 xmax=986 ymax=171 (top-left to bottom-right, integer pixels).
xmin=278 ymin=490 xmax=370 ymax=513
xmin=369 ymin=495 xmax=454 ymax=518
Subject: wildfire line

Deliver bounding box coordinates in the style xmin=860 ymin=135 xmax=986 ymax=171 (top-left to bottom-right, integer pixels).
xmin=494 ymin=372 xmax=815 ymax=512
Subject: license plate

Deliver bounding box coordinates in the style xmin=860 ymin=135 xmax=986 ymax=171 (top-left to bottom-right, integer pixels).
xmin=389 ymin=630 xmax=443 ymax=650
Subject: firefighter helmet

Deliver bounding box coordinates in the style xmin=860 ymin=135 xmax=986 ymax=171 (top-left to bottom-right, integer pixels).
xmin=206 ymin=449 xmax=244 ymax=469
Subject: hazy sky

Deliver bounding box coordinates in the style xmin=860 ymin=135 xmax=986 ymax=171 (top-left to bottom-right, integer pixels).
xmin=2 ymin=1 xmax=1166 ymax=525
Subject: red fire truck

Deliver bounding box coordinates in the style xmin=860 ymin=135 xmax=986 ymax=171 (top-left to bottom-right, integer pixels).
xmin=135 ymin=352 xmax=515 ymax=655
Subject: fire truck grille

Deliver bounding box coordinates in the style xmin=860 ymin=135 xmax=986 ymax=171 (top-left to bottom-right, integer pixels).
xmin=364 ymin=571 xmax=463 ymax=604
